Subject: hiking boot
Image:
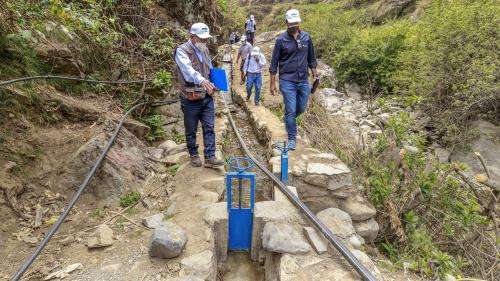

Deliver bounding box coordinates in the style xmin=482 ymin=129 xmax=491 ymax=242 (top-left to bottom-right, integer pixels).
xmin=288 ymin=139 xmax=297 ymax=150
xmin=204 ymin=157 xmax=224 ymax=168
xmin=190 ymin=155 xmax=202 ymax=167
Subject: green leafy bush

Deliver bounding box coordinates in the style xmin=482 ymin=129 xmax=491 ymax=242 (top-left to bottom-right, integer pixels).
xmin=392 ymin=0 xmax=499 ymax=147
xmin=141 ymin=114 xmax=166 ymax=142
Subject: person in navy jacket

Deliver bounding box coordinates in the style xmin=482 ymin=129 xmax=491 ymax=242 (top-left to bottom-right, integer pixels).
xmin=269 ymin=9 xmax=318 ymax=150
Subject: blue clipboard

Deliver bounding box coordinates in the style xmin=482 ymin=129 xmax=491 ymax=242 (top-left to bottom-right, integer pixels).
xmin=209 ymin=68 xmax=228 ymax=91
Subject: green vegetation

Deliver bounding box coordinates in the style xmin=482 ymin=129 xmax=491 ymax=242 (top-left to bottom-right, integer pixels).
xmin=232 ymin=0 xmax=498 ymax=149
xmin=141 ymin=114 xmax=166 ymax=142
xmin=119 ymin=191 xmax=141 ymax=208
xmin=90 ymin=208 xmax=105 ymax=220
xmin=168 ymin=164 xmax=180 ymax=177
xmin=365 ymin=112 xmax=491 ymax=278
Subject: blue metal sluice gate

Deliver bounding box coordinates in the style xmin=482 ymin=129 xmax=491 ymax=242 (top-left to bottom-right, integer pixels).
xmin=226 ymin=157 xmax=255 ymax=251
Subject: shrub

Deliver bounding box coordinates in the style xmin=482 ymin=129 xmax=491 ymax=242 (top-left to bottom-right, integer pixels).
xmin=331 ymin=20 xmax=408 ymax=96
xmin=141 ymin=114 xmax=166 ymax=142
xmin=393 ymin=0 xmax=499 ymax=147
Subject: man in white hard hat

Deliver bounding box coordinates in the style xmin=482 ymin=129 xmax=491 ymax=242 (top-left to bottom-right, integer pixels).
xmin=242 ymin=46 xmax=267 ymax=106
xmin=174 ymin=22 xmax=224 ymax=168
xmin=245 ymin=15 xmax=256 ymax=44
xmin=269 ymin=9 xmax=318 ymax=150
xmin=236 ymin=35 xmax=252 ymax=84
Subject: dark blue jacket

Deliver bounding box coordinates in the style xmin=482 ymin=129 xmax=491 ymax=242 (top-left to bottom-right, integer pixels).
xmin=269 ymin=31 xmax=317 ymax=83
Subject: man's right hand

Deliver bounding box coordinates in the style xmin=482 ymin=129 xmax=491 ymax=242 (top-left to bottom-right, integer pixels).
xmin=270 ymin=82 xmax=277 ymax=96
xmin=201 ymin=79 xmax=216 ymax=95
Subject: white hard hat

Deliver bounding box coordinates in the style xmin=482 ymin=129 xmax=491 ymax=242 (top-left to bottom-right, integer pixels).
xmin=190 ymin=22 xmax=212 ymax=39
xmin=285 ymin=9 xmax=301 ymax=24
xmin=251 ymin=46 xmax=261 ymax=56
xmin=250 ymin=15 xmax=255 ymax=20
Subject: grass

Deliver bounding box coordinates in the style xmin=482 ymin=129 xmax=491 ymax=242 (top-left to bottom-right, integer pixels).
xmin=119 ymin=191 xmax=141 ymax=208
xmin=90 ymin=208 xmax=105 ymax=220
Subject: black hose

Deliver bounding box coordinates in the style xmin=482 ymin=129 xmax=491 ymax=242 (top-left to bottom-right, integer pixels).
xmin=10 ymin=99 xmax=179 ymax=281
xmin=0 ymin=75 xmax=152 ymax=87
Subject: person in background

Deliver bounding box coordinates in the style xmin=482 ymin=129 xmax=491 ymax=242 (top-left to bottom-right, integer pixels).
xmin=236 ymin=36 xmax=252 ymax=84
xmin=242 ymin=46 xmax=267 ymax=106
xmin=245 ymin=15 xmax=256 ymax=44
xmin=229 ymin=31 xmax=236 ymax=44
xmin=173 ymin=22 xmax=224 ymax=168
xmin=269 ymin=9 xmax=318 ymax=150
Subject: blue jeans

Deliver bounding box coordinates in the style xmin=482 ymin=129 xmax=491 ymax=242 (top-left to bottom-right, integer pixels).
xmin=279 ymin=79 xmax=311 ymax=141
xmin=246 ymin=73 xmax=262 ymax=105
xmin=181 ymin=96 xmax=216 ymax=158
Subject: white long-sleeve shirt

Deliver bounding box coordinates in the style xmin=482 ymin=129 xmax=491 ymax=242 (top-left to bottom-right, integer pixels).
xmin=243 ymin=53 xmax=267 ymax=74
xmin=174 ymin=40 xmax=212 ymax=85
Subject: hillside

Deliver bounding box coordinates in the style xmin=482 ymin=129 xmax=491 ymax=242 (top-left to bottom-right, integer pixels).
xmin=0 ymin=0 xmax=498 ymax=281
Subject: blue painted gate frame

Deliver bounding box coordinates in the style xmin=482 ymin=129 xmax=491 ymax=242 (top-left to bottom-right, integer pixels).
xmin=226 ymin=172 xmax=255 ymax=251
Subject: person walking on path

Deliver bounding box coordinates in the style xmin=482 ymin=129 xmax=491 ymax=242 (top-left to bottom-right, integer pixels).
xmin=174 ymin=22 xmax=224 ymax=168
xmin=236 ymin=36 xmax=253 ymax=84
xmin=242 ymin=46 xmax=267 ymax=106
xmin=245 ymin=15 xmax=256 ymax=44
xmin=269 ymin=9 xmax=318 ymax=150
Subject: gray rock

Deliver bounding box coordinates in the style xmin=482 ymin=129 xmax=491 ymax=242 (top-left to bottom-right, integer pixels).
xmin=347 ymin=234 xmax=364 ymax=250
xmin=142 ymin=213 xmax=165 ymax=229
xmin=158 ymin=140 xmax=177 ymax=151
xmin=303 ymin=227 xmax=327 ymax=254
xmin=316 ymin=208 xmax=355 ymax=238
xmin=373 ymin=0 xmax=416 ymax=23
xmin=86 ymin=224 xmax=114 ymax=248
xmin=149 ymin=148 xmax=164 ymax=160
xmin=433 ymin=147 xmax=451 ymax=163
xmin=345 ymin=82 xmax=362 ymax=99
xmin=149 ymin=222 xmax=187 ymax=258
xmin=360 ymin=119 xmax=377 ymax=128
xmin=340 ymin=195 xmax=377 ymax=221
xmin=450 ymin=120 xmax=500 ymax=180
xmin=403 ymin=144 xmax=419 ymax=154
xmin=352 ymin=249 xmax=383 ymax=280
xmin=354 ymin=218 xmax=379 ymax=242
xmin=180 ymin=250 xmax=216 ymax=280
xmin=163 ymin=151 xmax=189 ymax=165
xmin=164 ymin=201 xmax=177 ymax=218
xmin=262 ymin=222 xmax=310 ymax=254
xmin=305 ymin=162 xmax=352 ymax=191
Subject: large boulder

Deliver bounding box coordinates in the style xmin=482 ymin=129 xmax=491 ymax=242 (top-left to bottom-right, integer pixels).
xmin=262 ymin=222 xmax=311 ymax=254
xmin=339 ymin=194 xmax=377 ymax=221
xmin=353 ymin=218 xmax=380 ymax=243
xmin=149 ymin=222 xmax=187 ymax=259
xmin=67 ymin=119 xmax=164 ymax=201
xmin=450 ymin=120 xmax=500 ymax=183
xmin=316 ymin=208 xmax=355 ymax=238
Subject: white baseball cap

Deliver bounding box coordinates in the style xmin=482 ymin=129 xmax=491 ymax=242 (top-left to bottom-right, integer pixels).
xmin=190 ymin=22 xmax=212 ymax=39
xmin=251 ymin=46 xmax=261 ymax=56
xmin=285 ymin=9 xmax=301 ymax=24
